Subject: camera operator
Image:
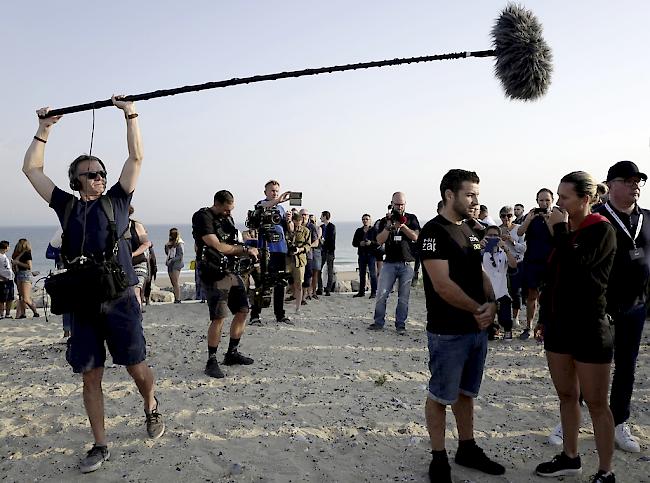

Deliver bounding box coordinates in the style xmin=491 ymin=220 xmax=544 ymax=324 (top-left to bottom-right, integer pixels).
xmin=23 ymin=99 xmax=164 ymax=474
xmin=368 ymin=192 xmax=420 ymax=334
xmin=192 ymin=190 xmax=259 ymax=379
xmin=516 ymin=188 xmax=554 ymax=340
xmin=249 ymin=180 xmax=293 ymax=324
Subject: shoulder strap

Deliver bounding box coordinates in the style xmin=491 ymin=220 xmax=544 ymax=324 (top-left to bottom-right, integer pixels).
xmin=99 ymin=196 xmax=129 ymax=258
xmin=60 ymin=197 xmax=77 ymax=263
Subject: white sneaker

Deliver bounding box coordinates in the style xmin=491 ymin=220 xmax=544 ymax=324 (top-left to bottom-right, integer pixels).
xmin=548 ymin=422 xmax=563 ymax=446
xmin=615 ymin=422 xmax=640 ymax=453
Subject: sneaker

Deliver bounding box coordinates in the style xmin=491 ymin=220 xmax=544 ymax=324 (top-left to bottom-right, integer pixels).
xmin=223 ymin=350 xmax=254 ymax=366
xmin=324 ymin=291 xmax=331 ymax=296
xmin=614 ymin=422 xmax=640 ymax=453
xmin=367 ymin=323 xmax=384 ymax=331
xmin=429 ymin=456 xmax=452 ymax=483
xmin=205 ymin=356 xmax=225 ymax=378
xmin=80 ymin=444 xmax=110 ymax=473
xmin=311 ymin=294 xmax=319 ymax=300
xmin=535 ymin=452 xmax=582 ymax=477
xmin=519 ymin=328 xmax=530 ymax=340
xmin=301 ymin=300 xmax=307 ymax=306
xmin=145 ymin=397 xmax=165 ymax=438
xmin=591 ymin=470 xmax=616 ymax=483
xmin=316 ymin=289 xmax=323 ymax=295
xmin=548 ymin=422 xmax=563 ymax=446
xmin=503 ymin=331 xmax=513 ymax=341
xmin=174 ymin=300 xmax=181 ymax=304
xmin=368 ymin=293 xmax=376 ymax=299
xmin=277 ymin=316 xmax=294 ymax=325
xmin=285 ymin=295 xmax=296 ymax=302
xmin=249 ymin=317 xmax=263 ymax=326
xmin=353 ymin=292 xmax=365 ymax=298
xmin=396 ymin=326 xmax=406 ymax=335
xmin=33 ymin=312 xmax=40 ymax=318
xmin=455 ymin=442 xmax=505 ymax=475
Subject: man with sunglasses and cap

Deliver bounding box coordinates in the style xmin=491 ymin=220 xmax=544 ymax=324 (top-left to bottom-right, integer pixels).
xmin=595 ymin=161 xmax=650 ymax=453
xmin=22 ymin=97 xmax=164 ymax=474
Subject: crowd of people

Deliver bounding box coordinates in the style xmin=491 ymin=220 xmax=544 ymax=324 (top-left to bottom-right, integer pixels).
xmin=10 ymin=98 xmax=647 ymax=483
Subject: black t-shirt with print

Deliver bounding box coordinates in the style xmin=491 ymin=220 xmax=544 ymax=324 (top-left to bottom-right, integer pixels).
xmin=419 ymin=215 xmax=485 ymax=334
xmin=377 ymin=213 xmax=421 ymax=263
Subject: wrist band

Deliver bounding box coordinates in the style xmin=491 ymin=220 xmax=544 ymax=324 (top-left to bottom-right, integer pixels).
xmin=125 ymin=113 xmax=139 ymax=120
xmin=34 ymin=136 xmax=47 ymax=144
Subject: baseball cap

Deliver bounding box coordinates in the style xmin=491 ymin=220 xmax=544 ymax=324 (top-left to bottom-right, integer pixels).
xmin=606 ymin=161 xmax=647 ymax=182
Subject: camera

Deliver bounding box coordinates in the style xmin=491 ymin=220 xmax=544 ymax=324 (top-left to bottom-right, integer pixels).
xmin=246 ymin=205 xmax=282 ymax=243
xmin=484 ymin=237 xmax=499 ymax=253
xmin=533 ymin=207 xmax=549 ymax=215
xmin=289 ymin=191 xmax=302 ymax=206
xmin=388 ymin=204 xmax=406 ymax=224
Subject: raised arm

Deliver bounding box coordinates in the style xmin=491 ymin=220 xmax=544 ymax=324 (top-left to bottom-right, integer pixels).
xmin=113 ymin=95 xmax=143 ymax=195
xmin=23 ymin=108 xmax=63 ymax=203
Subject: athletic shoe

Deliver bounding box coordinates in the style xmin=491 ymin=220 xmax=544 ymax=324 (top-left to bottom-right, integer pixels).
xmin=368 ymin=293 xmax=376 ymax=299
xmin=145 ymin=397 xmax=165 ymax=439
xmin=614 ymin=422 xmax=640 ymax=453
xmin=249 ymin=317 xmax=262 ymax=326
xmin=33 ymin=312 xmax=40 ymax=317
xmin=301 ymin=300 xmax=307 ymax=306
xmin=548 ymin=422 xmax=563 ymax=446
xmin=455 ymin=442 xmax=505 ymax=475
xmin=591 ymin=470 xmax=616 ymax=482
xmin=205 ymin=356 xmax=225 ymax=378
xmin=503 ymin=331 xmax=513 ymax=341
xmin=428 ymin=456 xmax=452 ymax=483
xmin=311 ymin=294 xmax=319 ymax=300
xmin=535 ymin=452 xmax=582 ymax=477
xmin=80 ymin=444 xmax=110 ymax=474
xmin=223 ymin=350 xmax=254 ymax=366
xmin=396 ymin=326 xmax=406 ymax=335
xmin=324 ymin=291 xmax=331 ymax=296
xmin=519 ymin=328 xmax=530 ymax=340
xmin=367 ymin=323 xmax=384 ymax=331
xmin=277 ymin=316 xmax=294 ymax=325
xmin=352 ymin=292 xmax=365 ymax=298
xmin=316 ymin=290 xmax=323 ymax=295
xmin=285 ymin=295 xmax=296 ymax=302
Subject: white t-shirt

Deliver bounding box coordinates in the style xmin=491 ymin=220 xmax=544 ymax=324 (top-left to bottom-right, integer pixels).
xmin=501 ymin=224 xmax=526 ymax=263
xmin=482 ymin=249 xmax=510 ymax=300
xmin=0 ymin=253 xmax=14 ymax=281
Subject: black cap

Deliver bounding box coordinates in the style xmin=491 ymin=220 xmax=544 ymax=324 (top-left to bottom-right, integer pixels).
xmin=606 ymin=161 xmax=647 ymax=182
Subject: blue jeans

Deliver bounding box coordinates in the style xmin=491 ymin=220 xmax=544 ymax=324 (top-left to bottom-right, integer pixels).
xmin=610 ymin=303 xmax=647 ymax=425
xmin=357 ymin=252 xmax=377 ymax=295
xmin=373 ymin=261 xmax=414 ymax=328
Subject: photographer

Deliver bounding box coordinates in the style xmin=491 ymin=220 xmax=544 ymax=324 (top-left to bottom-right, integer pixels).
xmin=192 ymin=190 xmax=259 ymax=379
xmin=249 ymin=180 xmax=293 ymax=324
xmin=286 ymin=212 xmax=312 ymax=314
xmin=368 ymin=192 xmax=420 ymax=334
xmin=516 ymin=188 xmax=554 ymax=340
xmin=23 ymin=99 xmax=164 ymax=474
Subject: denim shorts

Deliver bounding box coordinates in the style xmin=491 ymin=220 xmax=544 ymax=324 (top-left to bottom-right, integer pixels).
xmin=66 ymin=286 xmax=146 ymax=373
xmin=427 ymin=330 xmax=488 ymax=404
xmin=312 ymin=249 xmax=322 ymax=270
xmin=202 ymin=273 xmax=249 ymax=320
xmin=15 ymin=271 xmax=32 ymax=284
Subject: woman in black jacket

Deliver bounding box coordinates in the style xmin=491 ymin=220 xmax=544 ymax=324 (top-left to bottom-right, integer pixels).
xmin=534 ymin=171 xmax=617 ymax=483
xmin=352 ymin=214 xmax=378 ymax=298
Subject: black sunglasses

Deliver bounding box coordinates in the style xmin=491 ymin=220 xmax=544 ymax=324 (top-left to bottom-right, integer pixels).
xmin=79 ymin=170 xmax=107 ymax=180
xmin=500 ymin=213 xmax=513 ymax=218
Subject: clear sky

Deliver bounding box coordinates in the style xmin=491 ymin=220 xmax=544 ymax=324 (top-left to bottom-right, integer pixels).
xmin=2 ymin=0 xmax=649 ymax=226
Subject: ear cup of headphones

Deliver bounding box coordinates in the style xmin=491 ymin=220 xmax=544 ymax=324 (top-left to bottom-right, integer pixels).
xmin=69 ymin=177 xmax=81 ymax=191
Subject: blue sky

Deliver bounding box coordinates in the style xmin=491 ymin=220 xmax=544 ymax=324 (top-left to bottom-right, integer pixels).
xmin=2 ymin=1 xmax=649 ymax=226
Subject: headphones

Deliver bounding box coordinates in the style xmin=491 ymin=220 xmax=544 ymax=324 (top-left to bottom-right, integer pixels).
xmin=68 ymin=155 xmax=107 ymax=191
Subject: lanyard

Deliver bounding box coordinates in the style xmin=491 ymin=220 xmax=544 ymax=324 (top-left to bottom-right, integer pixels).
xmin=605 ymin=202 xmax=643 ymax=248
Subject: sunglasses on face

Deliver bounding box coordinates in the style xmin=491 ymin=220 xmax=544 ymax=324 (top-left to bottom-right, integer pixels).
xmin=500 ymin=214 xmax=513 ymax=218
xmin=79 ymin=170 xmax=107 ymax=180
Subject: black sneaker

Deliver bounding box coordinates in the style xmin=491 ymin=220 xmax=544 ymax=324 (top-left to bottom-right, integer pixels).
xmin=249 ymin=317 xmax=263 ymax=326
xmin=277 ymin=316 xmax=294 ymax=325
xmin=367 ymin=323 xmax=384 ymax=331
xmin=316 ymin=289 xmax=323 ymax=295
xmin=223 ymin=350 xmax=254 ymax=366
xmin=80 ymin=444 xmax=110 ymax=473
xmin=324 ymin=291 xmax=331 ymax=296
xmin=455 ymin=442 xmax=505 ymax=475
xmin=519 ymin=328 xmax=530 ymax=340
xmin=368 ymin=293 xmax=376 ymax=299
xmin=311 ymin=294 xmax=319 ymax=300
xmin=205 ymin=356 xmax=225 ymax=378
xmin=396 ymin=326 xmax=406 ymax=335
xmin=535 ymin=452 xmax=582 ymax=477
xmin=145 ymin=397 xmax=165 ymax=439
xmin=353 ymin=292 xmax=365 ymax=298
xmin=591 ymin=470 xmax=616 ymax=483
xmin=429 ymin=456 xmax=452 ymax=483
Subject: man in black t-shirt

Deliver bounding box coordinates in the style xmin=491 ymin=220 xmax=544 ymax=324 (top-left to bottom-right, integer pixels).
xmin=22 ymin=98 xmax=164 ymax=474
xmin=192 ymin=190 xmax=259 ymax=379
xmin=367 ymin=192 xmax=420 ymax=334
xmin=419 ymin=169 xmax=504 ymax=482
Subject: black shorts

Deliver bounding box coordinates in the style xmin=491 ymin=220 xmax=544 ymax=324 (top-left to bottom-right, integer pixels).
xmin=203 ymin=273 xmax=249 ymax=320
xmin=522 ymin=260 xmax=545 ymax=291
xmin=0 ymin=280 xmax=14 ymax=302
xmin=66 ymin=287 xmax=146 ymax=373
xmin=544 ymin=318 xmax=614 ymax=364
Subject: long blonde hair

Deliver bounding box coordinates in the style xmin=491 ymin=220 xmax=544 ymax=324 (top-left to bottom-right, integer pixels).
xmin=168 ymin=228 xmax=184 ymax=246
xmin=12 ymin=238 xmax=31 ymax=259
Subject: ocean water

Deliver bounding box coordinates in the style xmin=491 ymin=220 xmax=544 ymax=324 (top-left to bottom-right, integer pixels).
xmin=0 ymin=221 xmax=364 ymax=278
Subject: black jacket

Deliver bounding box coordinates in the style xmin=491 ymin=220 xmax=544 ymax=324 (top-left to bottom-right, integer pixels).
xmin=352 ymin=226 xmax=378 ymax=255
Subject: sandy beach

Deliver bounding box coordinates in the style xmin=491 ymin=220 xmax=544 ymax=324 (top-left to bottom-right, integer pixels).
xmin=0 ymin=286 xmax=648 ymax=482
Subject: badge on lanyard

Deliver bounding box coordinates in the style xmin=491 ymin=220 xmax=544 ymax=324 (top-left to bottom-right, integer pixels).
xmin=630 ymin=247 xmax=645 ymax=260
xmin=393 ymin=235 xmax=402 ymax=242
xmin=605 ymin=203 xmax=644 ymax=261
